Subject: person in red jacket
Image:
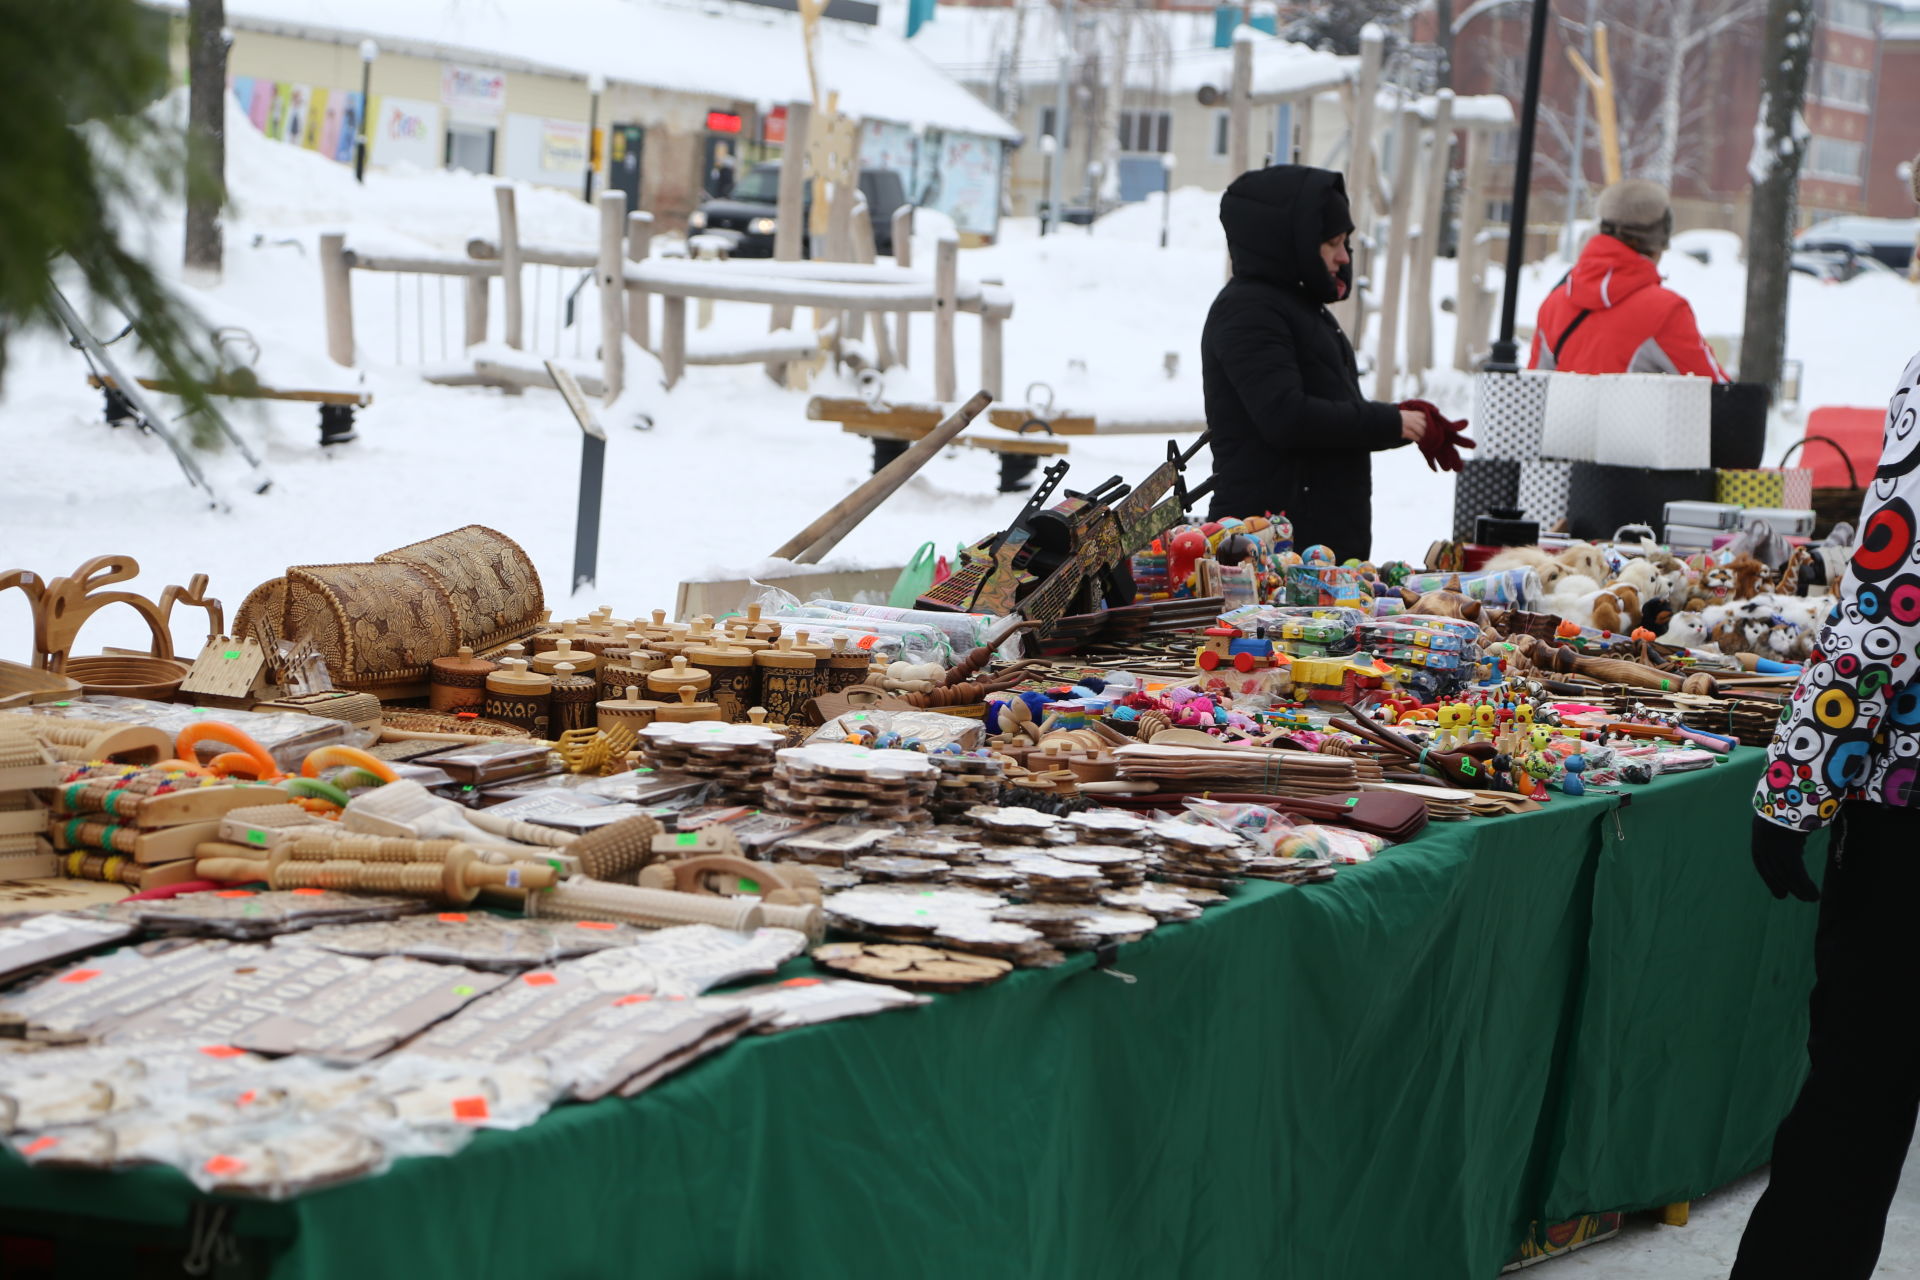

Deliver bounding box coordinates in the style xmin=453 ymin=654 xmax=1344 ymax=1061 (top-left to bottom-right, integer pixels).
xmin=1528 ymin=180 xmax=1729 ymax=381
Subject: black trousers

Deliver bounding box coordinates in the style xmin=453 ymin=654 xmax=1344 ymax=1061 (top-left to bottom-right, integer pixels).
xmin=1732 ymin=801 xmax=1920 ymax=1279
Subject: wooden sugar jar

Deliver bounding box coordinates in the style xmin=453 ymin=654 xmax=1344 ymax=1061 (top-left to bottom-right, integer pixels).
xmin=686 ymin=641 xmax=758 ymax=723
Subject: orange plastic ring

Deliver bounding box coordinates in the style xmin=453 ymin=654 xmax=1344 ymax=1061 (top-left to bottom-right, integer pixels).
xmin=300 ymin=745 xmax=399 ymax=784
xmin=175 ymin=722 xmax=282 ymax=779
xmin=207 ymin=751 xmax=274 ymax=779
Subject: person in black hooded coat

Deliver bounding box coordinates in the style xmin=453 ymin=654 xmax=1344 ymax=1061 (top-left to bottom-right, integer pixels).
xmin=1201 ymin=165 xmax=1426 ymax=561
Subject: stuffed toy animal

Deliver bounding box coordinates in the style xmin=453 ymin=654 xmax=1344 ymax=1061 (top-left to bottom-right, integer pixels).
xmin=1658 ymin=611 xmax=1711 ymax=647
xmin=1728 ymin=555 xmax=1770 ymax=601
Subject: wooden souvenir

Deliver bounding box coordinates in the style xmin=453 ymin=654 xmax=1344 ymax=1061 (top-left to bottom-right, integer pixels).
xmin=824 ymin=635 xmax=872 ymax=693
xmin=655 ymin=687 xmax=724 ymax=724
xmin=483 ymin=659 xmax=554 ymax=737
xmin=647 ymin=655 xmax=712 ymax=700
xmin=811 ymin=941 xmax=1012 ymax=991
xmin=0 ymin=658 xmax=82 ymax=711
xmin=600 ymin=636 xmax=670 ymax=702
xmin=686 ymin=643 xmax=758 ymax=722
xmin=429 ymin=646 xmax=498 ymax=713
xmin=251 ymin=689 xmax=384 ymax=731
xmin=784 ymin=629 xmax=834 ymax=662
xmin=718 ymin=623 xmax=771 ymax=655
xmin=531 ymin=638 xmax=600 ymax=677
xmin=51 ymin=818 xmax=219 ymax=864
xmin=739 ymin=603 xmax=783 ymax=644
xmin=554 ymin=725 xmax=637 ymax=775
xmin=0 ymin=713 xmax=173 ymax=765
xmin=548 ymin=662 xmax=599 ymax=736
xmin=524 ymin=879 xmax=766 ymax=931
xmin=598 ymin=686 xmax=667 ymax=733
xmin=177 ymin=636 xmax=274 ymax=708
xmin=0 ymin=732 xmax=63 ymax=792
xmin=197 ymin=844 xmax=558 ymax=905
xmin=755 ymin=638 xmax=824 ymax=726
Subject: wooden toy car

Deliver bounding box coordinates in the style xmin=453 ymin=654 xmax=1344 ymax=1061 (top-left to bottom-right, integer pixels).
xmin=1195 ymin=625 xmax=1286 ymax=674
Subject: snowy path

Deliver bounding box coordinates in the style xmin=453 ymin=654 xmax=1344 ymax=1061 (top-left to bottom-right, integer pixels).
xmin=1558 ymin=1128 xmax=1920 ymax=1276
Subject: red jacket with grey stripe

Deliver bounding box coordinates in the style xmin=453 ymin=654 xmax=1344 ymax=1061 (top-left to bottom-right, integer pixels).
xmin=1527 ymin=233 xmax=1729 ymax=381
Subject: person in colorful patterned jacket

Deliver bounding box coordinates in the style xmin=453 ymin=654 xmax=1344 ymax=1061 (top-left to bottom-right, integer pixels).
xmin=1528 ymin=180 xmax=1729 ymax=382
xmin=1733 ymin=275 xmax=1920 ymax=1275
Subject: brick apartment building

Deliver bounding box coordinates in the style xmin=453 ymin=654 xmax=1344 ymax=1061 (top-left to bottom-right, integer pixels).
xmin=1438 ymin=0 xmax=1920 ymax=236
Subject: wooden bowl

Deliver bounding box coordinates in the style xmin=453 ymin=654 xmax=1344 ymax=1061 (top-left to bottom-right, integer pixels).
xmin=63 ymin=654 xmax=189 ymax=701
xmin=0 ymin=658 xmax=82 ymax=710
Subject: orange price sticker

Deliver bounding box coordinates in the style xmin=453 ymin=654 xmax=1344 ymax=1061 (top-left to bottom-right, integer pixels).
xmin=522 ymin=972 xmax=558 ymax=986
xmin=438 ymin=913 xmax=470 ymax=923
xmin=451 ymin=1095 xmax=491 ymax=1123
xmin=60 ymin=969 xmax=101 ymax=984
xmin=236 ymin=1090 xmax=259 ymax=1107
xmin=573 ymin=921 xmax=616 ymax=931
xmin=291 ymin=888 xmax=327 ymax=896
xmin=21 ymin=1137 xmax=59 ymax=1156
xmin=780 ymin=977 xmax=823 ymax=988
xmin=198 ymin=1045 xmax=246 ymax=1059
xmin=613 ymin=993 xmax=652 ymax=1006
xmin=203 ymin=1155 xmax=248 ymax=1177
xmin=214 ymin=890 xmax=254 ymax=899
xmin=855 ymin=634 xmax=878 ymax=650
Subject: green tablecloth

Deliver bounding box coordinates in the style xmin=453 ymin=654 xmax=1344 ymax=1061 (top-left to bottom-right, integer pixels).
xmin=0 ymin=751 xmax=1822 ymax=1279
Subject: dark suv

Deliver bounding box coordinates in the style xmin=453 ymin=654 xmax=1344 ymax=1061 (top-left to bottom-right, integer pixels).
xmin=688 ymin=162 xmax=907 ymax=257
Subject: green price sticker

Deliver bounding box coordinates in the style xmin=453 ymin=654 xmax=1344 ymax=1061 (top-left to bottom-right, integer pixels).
xmin=223 ymin=650 xmax=241 ymax=660
xmin=675 ymin=833 xmax=699 ymax=847
xmin=1344 ymin=797 xmax=1359 ymax=807
xmin=738 ymin=877 xmax=760 ymax=894
xmin=453 ymin=986 xmax=475 ymax=997
xmin=1460 ymin=759 xmax=1478 ymax=777
xmin=247 ymin=829 xmax=267 ymax=846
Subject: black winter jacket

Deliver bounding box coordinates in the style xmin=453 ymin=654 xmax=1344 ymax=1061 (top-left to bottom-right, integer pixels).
xmin=1201 ymin=165 xmax=1406 ymax=561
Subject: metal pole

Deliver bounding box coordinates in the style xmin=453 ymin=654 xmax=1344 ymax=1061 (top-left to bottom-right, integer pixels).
xmin=1487 ymin=0 xmax=1551 ymax=370
xmin=1048 ymin=0 xmax=1073 ymax=241
xmin=1561 ymin=0 xmax=1596 ymax=257
xmin=355 ymin=41 xmax=377 ymax=183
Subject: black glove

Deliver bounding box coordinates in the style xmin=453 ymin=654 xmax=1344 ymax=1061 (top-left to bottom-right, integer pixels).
xmin=1751 ymin=815 xmax=1819 ymax=903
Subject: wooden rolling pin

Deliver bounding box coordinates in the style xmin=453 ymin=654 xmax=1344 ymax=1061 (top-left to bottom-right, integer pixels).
xmin=1518 ymin=636 xmax=1718 ymax=697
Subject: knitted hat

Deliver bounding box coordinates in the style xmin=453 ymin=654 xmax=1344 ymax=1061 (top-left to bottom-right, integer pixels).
xmin=1597 ymin=179 xmax=1673 ymax=256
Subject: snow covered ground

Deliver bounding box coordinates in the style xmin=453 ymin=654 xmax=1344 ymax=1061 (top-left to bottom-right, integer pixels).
xmin=1555 ymin=1128 xmax=1920 ymax=1276
xmin=5 ymin=97 xmax=1916 ymax=659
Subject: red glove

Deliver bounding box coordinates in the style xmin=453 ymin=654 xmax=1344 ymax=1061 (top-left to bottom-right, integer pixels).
xmin=1400 ymin=399 xmax=1476 ymax=473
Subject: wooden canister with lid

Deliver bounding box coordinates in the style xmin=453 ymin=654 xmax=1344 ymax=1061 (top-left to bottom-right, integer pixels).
xmin=755 ymin=637 xmax=824 ymax=726
xmin=429 ymin=646 xmax=497 ymax=712
xmin=483 ymin=658 xmax=553 ymax=737
xmin=686 ymin=642 xmax=758 ymax=723
xmin=548 ymin=662 xmax=599 ymax=736
xmin=532 ymin=637 xmax=600 ymax=677
xmin=599 ymin=633 xmax=668 ymax=701
xmin=647 ymin=654 xmax=711 ymax=702
xmin=598 ymin=686 xmax=666 ymax=733
xmin=824 ymin=634 xmax=872 ymax=694
xmin=656 ymin=686 xmax=723 ymax=723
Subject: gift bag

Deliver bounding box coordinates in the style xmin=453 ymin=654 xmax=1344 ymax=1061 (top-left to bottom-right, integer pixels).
xmin=1539 ymin=373 xmax=1602 ymax=462
xmin=1518 ymin=459 xmax=1574 ymax=530
xmin=1778 ymin=438 xmax=1867 ymax=538
xmin=887 ymin=542 xmax=940 ymax=608
xmin=1593 ymin=374 xmax=1712 ymax=470
xmin=1715 ymin=469 xmax=1787 ymax=508
xmin=1452 ymin=459 xmax=1521 ymax=541
xmin=1473 ymin=370 xmax=1551 ymax=462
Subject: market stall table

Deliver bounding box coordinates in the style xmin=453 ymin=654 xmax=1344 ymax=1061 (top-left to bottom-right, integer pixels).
xmin=0 ymin=753 xmax=1820 ymax=1279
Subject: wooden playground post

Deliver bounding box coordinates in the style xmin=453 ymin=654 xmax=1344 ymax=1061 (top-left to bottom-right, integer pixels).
xmin=1372 ymin=103 xmax=1421 ymax=401
xmin=892 ymin=205 xmax=915 ymax=366
xmin=933 ymin=236 xmax=959 ymax=403
xmin=320 ymin=232 xmax=354 ymax=366
xmin=661 ymin=297 xmax=687 ymax=388
xmin=625 ymin=211 xmax=653 ymax=350
xmin=1405 ymin=90 xmax=1454 ymax=380
xmin=980 ymin=277 xmax=1005 ymax=401
xmin=494 ymin=184 xmax=525 ymax=350
xmin=1453 ymin=129 xmax=1492 ymax=371
xmin=1567 ymin=24 xmax=1622 ymax=186
xmin=770 ymin=100 xmax=811 ymax=341
xmin=597 ymin=190 xmax=627 ymax=402
xmin=463 ymin=276 xmax=489 ymax=348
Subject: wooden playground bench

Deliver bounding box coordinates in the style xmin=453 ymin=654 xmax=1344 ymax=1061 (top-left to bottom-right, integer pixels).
xmin=806 ymin=395 xmax=1073 ymax=493
xmin=86 ymin=373 xmax=371 ymax=446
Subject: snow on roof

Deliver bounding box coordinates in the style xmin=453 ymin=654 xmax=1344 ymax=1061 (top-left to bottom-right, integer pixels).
xmin=1411 ymin=92 xmax=1515 ymax=129
xmin=145 ymin=0 xmax=1019 ymax=141
xmin=903 ymin=3 xmax=1351 ymax=100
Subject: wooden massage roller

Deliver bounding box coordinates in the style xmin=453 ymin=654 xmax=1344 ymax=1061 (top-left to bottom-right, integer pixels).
xmin=524 ymin=878 xmax=766 ymax=931
xmin=0 ymin=714 xmax=173 ymax=766
xmin=196 ymin=843 xmax=558 ymax=905
xmin=637 ymin=854 xmax=824 ymax=941
xmin=1514 ymin=636 xmax=1718 ymax=697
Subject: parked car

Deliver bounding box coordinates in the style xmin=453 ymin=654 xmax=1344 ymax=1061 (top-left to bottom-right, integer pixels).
xmin=1790 ymin=248 xmax=1897 ymax=284
xmin=1793 ymin=215 xmax=1918 ymax=273
xmin=688 ymin=163 xmax=907 ymax=258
